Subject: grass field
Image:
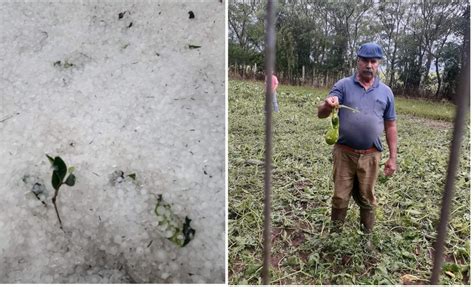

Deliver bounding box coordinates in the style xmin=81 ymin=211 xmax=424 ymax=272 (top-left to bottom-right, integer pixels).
xmin=228 ymin=80 xmax=470 ymax=285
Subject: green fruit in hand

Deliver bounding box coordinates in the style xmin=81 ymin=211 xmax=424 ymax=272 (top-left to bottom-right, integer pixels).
xmin=322 ymin=108 xmax=339 ymax=145
xmin=331 ymin=115 xmax=339 ymax=128
xmin=325 ymin=127 xmax=338 ymax=145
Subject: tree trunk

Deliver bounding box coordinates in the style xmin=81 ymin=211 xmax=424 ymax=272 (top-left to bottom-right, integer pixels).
xmin=389 ymin=41 xmax=397 ymax=87
xmin=435 ymin=56 xmax=441 ymax=98
xmin=423 ymin=45 xmax=433 ymax=87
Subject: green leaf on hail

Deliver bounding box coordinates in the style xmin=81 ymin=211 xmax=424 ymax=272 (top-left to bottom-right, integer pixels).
xmin=127 ymin=173 xmax=136 ymax=180
xmin=64 ymin=173 xmax=76 ymax=187
xmin=46 ymin=154 xmax=54 ymax=165
xmin=182 ymin=216 xmax=196 ymax=247
xmin=53 ymin=156 xmax=67 ymax=183
xmin=52 ymin=171 xmax=62 ymax=190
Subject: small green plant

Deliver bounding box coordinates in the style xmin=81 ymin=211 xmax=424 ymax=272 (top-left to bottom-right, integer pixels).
xmin=109 ymin=170 xmax=137 ymax=185
xmin=46 ymin=154 xmax=76 ymax=229
xmin=154 ymin=195 xmax=195 ymax=247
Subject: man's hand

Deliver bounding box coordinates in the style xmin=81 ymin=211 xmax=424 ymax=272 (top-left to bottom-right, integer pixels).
xmin=384 ymin=120 xmax=397 ymax=176
xmin=325 ymin=96 xmax=339 ymax=108
xmin=317 ymin=96 xmax=339 ymax=118
xmin=384 ymin=158 xmax=396 ymax=176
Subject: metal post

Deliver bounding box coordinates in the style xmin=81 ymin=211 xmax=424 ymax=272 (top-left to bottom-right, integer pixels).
xmin=430 ymin=11 xmax=469 ymax=283
xmin=262 ymin=0 xmax=276 ymax=284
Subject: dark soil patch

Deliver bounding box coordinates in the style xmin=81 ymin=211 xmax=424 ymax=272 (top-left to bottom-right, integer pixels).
xmin=298 ymin=250 xmax=310 ymax=263
xmin=297 ymin=221 xmax=312 ymax=231
xmin=291 ymin=231 xmax=305 ymax=247
xmin=271 ymin=227 xmax=282 ymax=243
xmin=445 ymin=252 xmax=467 ymax=265
xmin=228 ymin=209 xmax=240 ymax=220
xmin=271 ymin=253 xmax=285 ymax=269
xmin=294 ymin=179 xmax=313 ymax=190
xmin=363 ymin=255 xmax=378 ymax=269
xmin=341 ymin=254 xmax=352 ymax=266
xmin=299 ymin=199 xmax=309 ymax=209
xmin=462 ymin=269 xmax=469 ymax=284
xmin=230 ymin=260 xmax=246 ymax=277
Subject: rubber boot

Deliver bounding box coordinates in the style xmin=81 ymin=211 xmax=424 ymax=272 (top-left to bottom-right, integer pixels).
xmin=330 ymin=207 xmax=347 ymax=233
xmin=360 ymin=208 xmax=375 ymax=233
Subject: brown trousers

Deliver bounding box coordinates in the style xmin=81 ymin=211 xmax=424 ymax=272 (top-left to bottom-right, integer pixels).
xmin=332 ymin=145 xmax=382 ymax=209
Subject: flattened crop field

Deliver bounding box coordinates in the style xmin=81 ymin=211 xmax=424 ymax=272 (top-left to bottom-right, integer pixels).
xmin=228 ymin=80 xmax=470 ymax=285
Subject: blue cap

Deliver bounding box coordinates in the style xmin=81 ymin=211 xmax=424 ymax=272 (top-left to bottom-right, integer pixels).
xmin=357 ymin=42 xmax=383 ymax=59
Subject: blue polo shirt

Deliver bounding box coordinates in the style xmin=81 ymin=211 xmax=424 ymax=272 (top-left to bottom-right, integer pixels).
xmin=328 ymin=75 xmax=396 ymax=151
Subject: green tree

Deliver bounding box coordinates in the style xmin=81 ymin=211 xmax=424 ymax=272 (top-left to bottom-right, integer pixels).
xmin=228 ymin=0 xmax=469 ymax=101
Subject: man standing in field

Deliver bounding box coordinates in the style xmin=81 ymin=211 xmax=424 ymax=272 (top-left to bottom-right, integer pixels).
xmin=317 ymin=42 xmax=398 ymax=233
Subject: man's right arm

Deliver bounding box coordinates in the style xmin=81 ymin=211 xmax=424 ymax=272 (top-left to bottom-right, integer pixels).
xmin=317 ymin=96 xmax=339 ymax=118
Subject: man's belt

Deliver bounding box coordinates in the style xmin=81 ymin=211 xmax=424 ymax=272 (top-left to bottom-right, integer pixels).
xmin=336 ymin=144 xmax=378 ymax=154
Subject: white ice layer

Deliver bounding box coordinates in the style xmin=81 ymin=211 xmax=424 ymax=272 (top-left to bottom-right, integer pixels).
xmin=0 ymin=0 xmax=225 ymax=283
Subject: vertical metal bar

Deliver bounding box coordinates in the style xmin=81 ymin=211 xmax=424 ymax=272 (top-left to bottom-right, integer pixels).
xmin=430 ymin=11 xmax=469 ymax=284
xmin=262 ymin=0 xmax=276 ymax=284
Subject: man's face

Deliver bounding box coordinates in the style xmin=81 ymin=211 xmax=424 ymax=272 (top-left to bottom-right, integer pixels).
xmin=357 ymin=57 xmax=379 ymax=81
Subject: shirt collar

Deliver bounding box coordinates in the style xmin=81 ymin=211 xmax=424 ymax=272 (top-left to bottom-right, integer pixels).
xmin=352 ymin=74 xmax=380 ymax=89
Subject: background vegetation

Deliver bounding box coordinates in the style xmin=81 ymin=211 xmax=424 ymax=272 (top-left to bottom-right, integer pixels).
xmin=229 ymin=0 xmax=470 ymax=100
xmin=228 ymin=80 xmax=470 ymax=285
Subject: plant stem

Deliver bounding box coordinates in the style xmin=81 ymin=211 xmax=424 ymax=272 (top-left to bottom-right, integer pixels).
xmin=33 ymin=193 xmax=47 ymax=207
xmin=52 ymin=188 xmax=63 ymax=229
xmin=339 ymin=104 xmax=359 ymax=113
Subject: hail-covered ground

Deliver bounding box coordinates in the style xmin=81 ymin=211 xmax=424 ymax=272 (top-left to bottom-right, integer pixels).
xmin=0 ymin=0 xmax=224 ymax=283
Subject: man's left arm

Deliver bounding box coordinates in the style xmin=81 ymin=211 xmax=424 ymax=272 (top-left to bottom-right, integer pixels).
xmin=384 ymin=120 xmax=397 ymax=176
